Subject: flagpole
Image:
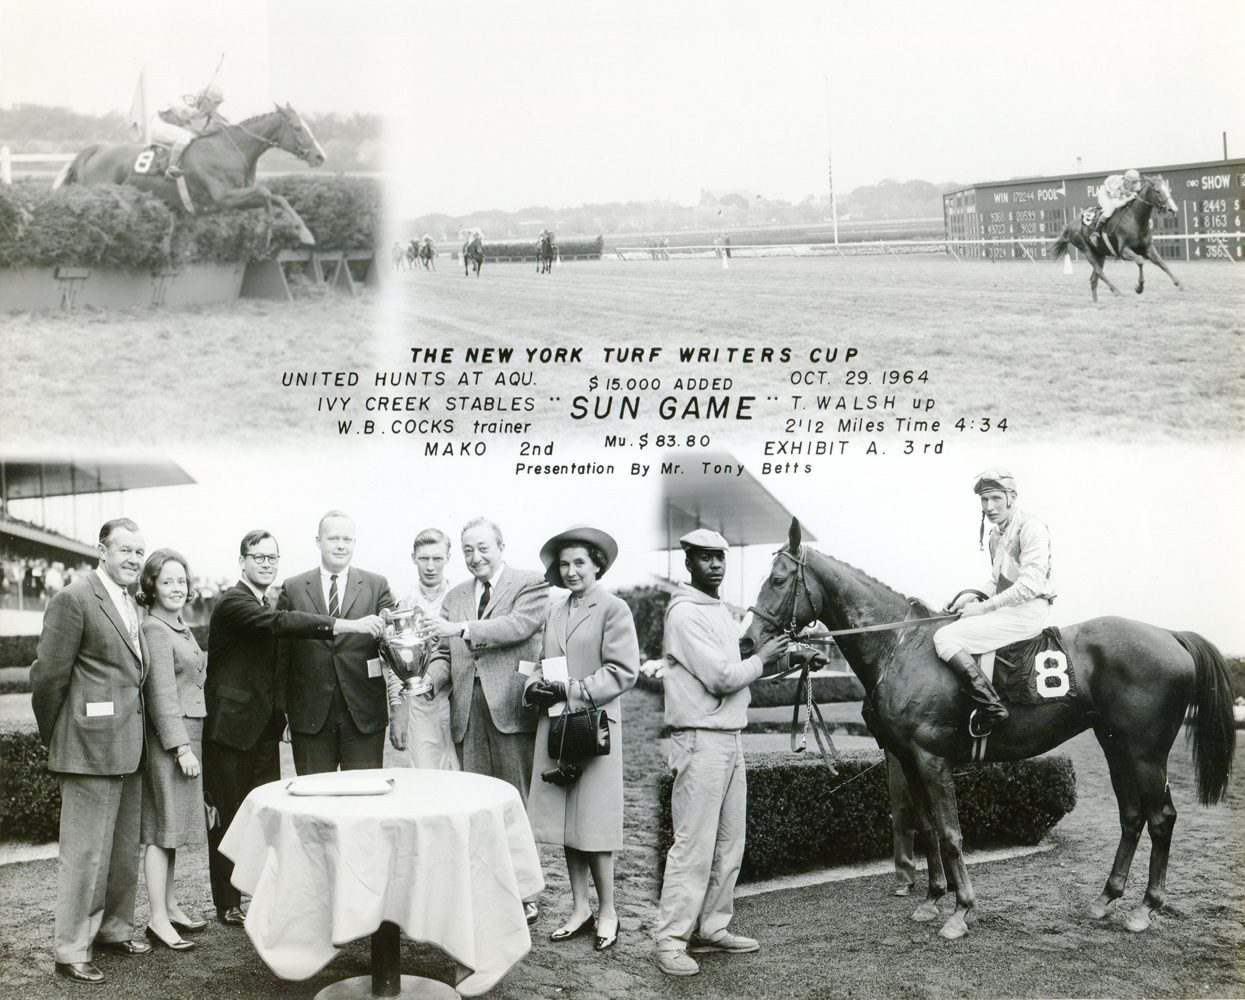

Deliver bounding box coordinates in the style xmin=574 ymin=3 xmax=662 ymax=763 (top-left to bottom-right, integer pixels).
xmin=825 ymin=77 xmax=839 ymax=247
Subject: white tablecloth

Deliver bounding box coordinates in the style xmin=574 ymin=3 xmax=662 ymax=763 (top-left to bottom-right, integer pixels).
xmin=219 ymin=768 xmax=544 ymax=995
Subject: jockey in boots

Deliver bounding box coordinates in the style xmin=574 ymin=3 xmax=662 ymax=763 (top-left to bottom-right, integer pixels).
xmin=933 ymin=468 xmax=1056 ymax=736
xmin=1094 ymin=168 xmax=1142 ymax=238
xmin=151 ymin=82 xmax=227 ymax=179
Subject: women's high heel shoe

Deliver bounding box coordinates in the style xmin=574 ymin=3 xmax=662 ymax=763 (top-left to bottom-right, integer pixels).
xmin=169 ymin=915 xmax=208 ymax=933
xmin=594 ymin=917 xmax=619 ymax=952
xmin=549 ymin=914 xmax=595 ymax=942
xmin=146 ymin=924 xmax=195 ymax=951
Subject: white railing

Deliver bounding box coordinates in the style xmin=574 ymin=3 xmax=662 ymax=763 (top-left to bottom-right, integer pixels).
xmin=0 ymin=147 xmax=77 ymax=184
xmin=614 ymin=232 xmax=1244 ymax=263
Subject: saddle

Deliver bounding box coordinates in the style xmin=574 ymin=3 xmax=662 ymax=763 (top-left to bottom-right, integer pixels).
xmin=130 ymin=145 xmax=172 ymax=177
xmin=979 ymin=626 xmax=1079 ymax=706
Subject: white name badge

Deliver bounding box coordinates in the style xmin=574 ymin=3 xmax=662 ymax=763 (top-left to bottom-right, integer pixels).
xmin=85 ymin=702 xmax=115 ymax=717
xmin=367 ymin=658 xmax=383 ymax=679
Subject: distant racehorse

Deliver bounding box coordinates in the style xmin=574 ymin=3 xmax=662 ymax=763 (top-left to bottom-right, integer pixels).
xmin=418 ymin=238 xmax=436 ymax=270
xmin=1051 ymin=175 xmax=1182 ymax=302
xmin=537 ymin=232 xmax=555 ymax=274
xmin=462 ymin=234 xmax=484 ymax=277
xmin=392 ymin=241 xmax=409 ymax=271
xmin=741 ymin=518 xmax=1235 ymax=941
xmin=55 ymin=104 xmax=325 ymax=244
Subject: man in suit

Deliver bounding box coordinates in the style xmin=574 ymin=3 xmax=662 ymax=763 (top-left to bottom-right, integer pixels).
xmin=416 ymin=516 xmax=549 ymax=920
xmin=277 ymin=511 xmax=395 ymax=774
xmin=203 ymin=529 xmax=383 ymax=926
xmin=31 ymin=519 xmax=152 ymax=983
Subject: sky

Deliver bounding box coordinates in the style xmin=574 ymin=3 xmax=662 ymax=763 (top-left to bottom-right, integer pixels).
xmin=13 ymin=440 xmax=1243 ymax=654
xmin=3 ymin=1 xmax=1241 ymax=216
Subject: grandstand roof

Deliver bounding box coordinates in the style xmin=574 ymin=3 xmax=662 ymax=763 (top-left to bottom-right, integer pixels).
xmin=660 ymin=452 xmax=813 ymax=550
xmin=0 ymin=459 xmax=195 ymax=502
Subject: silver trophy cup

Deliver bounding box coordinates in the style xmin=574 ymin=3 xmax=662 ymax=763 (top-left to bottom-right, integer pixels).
xmin=378 ymin=605 xmax=433 ymax=683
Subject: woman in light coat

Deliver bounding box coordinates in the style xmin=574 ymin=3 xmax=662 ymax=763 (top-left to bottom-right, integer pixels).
xmin=525 ymin=526 xmax=639 ymax=952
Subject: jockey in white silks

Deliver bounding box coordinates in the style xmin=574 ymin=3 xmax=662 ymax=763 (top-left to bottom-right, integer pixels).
xmin=1096 ymin=168 xmax=1142 ymax=226
xmin=933 ymin=468 xmax=1056 ymax=736
xmin=149 ymin=82 xmax=227 ymax=179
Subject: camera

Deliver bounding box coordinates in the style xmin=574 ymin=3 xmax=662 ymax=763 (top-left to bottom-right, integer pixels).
xmin=540 ymin=763 xmax=583 ymax=786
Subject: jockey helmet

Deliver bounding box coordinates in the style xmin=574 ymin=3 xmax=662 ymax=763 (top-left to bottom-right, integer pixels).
xmin=972 ymin=468 xmax=1017 ymax=496
xmin=1124 ymin=168 xmax=1140 ymax=184
xmin=200 ymin=82 xmax=225 ymax=105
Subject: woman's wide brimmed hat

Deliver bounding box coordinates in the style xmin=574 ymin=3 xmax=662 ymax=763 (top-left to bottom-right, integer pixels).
xmin=539 ymin=525 xmax=619 ymax=587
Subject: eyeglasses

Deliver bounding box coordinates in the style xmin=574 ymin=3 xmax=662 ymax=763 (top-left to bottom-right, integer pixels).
xmin=246 ymin=553 xmax=280 ymax=566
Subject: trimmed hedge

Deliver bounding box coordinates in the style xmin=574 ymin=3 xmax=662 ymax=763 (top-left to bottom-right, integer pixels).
xmin=0 ymin=635 xmax=38 ymax=670
xmin=615 ymin=586 xmax=670 ymax=662
xmin=0 ymin=727 xmax=59 ymax=843
xmin=750 ymin=672 xmax=865 ymax=706
xmin=0 ymin=174 xmax=380 ymax=271
xmin=656 ymin=750 xmax=1076 ymax=881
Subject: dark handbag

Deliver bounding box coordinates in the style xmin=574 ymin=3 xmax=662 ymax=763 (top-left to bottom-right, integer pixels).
xmin=547 ymin=689 xmax=610 ymax=762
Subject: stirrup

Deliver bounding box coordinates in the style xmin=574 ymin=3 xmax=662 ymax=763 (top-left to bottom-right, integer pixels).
xmin=165 ymin=166 xmax=183 ymax=179
xmin=968 ymin=709 xmax=994 ymax=739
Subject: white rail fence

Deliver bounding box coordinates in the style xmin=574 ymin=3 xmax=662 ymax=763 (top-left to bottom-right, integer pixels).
xmin=0 ymin=148 xmax=76 ymax=184
xmin=614 ymin=233 xmax=1243 ymax=264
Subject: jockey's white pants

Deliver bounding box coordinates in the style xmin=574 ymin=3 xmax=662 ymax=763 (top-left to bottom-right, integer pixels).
xmin=148 ymin=120 xmax=194 ymax=155
xmin=933 ymin=598 xmax=1051 ymax=659
xmin=654 ymin=729 xmax=747 ymax=953
xmin=1097 ymin=190 xmax=1132 ymax=220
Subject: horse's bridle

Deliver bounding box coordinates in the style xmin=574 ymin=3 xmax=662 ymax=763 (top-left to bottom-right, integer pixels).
xmin=746 ymin=546 xmax=812 ymax=641
xmin=229 ymin=109 xmax=320 ymax=165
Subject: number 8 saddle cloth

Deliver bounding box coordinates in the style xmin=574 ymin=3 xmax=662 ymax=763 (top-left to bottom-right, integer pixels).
xmin=979 ymin=625 xmax=1080 ymax=705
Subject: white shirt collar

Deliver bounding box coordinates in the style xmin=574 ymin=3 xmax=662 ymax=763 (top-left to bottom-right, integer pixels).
xmin=473 ymin=563 xmax=505 ymax=600
xmin=95 ymin=566 xmax=132 ymax=614
xmin=239 ymin=577 xmax=268 ymax=603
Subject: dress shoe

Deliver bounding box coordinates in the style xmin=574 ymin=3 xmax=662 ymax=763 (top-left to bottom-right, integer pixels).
xmin=549 ymin=914 xmax=594 ymax=942
xmin=146 ymin=925 xmax=195 ymax=951
xmin=169 ymin=915 xmax=208 ymax=933
xmin=523 ymin=902 xmax=540 ymax=925
xmin=94 ymin=938 xmax=152 ymax=957
xmin=594 ymin=917 xmax=619 ymax=952
xmin=688 ymin=932 xmax=759 ymax=954
xmin=218 ymin=906 xmax=246 ymax=926
xmin=55 ymin=961 xmax=104 ymax=984
xmin=657 ymin=951 xmax=699 ymax=976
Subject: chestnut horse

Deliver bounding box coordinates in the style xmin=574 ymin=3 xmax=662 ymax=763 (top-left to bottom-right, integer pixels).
xmin=741 ymin=518 xmax=1234 ymax=940
xmin=54 ymin=105 xmax=324 ymax=244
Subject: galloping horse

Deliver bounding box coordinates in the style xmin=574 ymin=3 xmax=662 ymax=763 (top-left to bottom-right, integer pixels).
xmin=54 ymin=104 xmax=325 ymax=244
xmin=741 ymin=519 xmax=1234 ymax=941
xmin=418 ymin=238 xmax=436 ymax=270
xmin=462 ymin=234 xmax=484 ymax=277
xmin=536 ymin=231 xmax=555 ymax=274
xmin=1051 ymin=175 xmax=1183 ymax=302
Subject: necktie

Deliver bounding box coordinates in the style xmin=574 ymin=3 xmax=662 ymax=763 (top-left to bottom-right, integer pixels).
xmin=477 ymin=581 xmax=491 ymax=619
xmin=124 ymin=595 xmax=140 ymax=649
xmin=262 ymin=593 xmax=271 ymax=608
xmin=329 ymin=574 xmax=340 ymax=617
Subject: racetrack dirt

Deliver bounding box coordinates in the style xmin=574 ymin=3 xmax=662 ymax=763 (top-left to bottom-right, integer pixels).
xmin=1 ymin=688 xmax=1240 ymax=999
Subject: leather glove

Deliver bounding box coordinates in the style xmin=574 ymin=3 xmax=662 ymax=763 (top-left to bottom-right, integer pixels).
xmin=787 ymin=648 xmax=830 ymax=671
xmin=526 ymin=680 xmax=568 ymax=708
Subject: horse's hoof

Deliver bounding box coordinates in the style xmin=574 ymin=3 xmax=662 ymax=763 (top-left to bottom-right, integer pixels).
xmin=1124 ymin=908 xmax=1154 ymax=932
xmin=938 ymin=916 xmax=969 ymax=940
xmin=911 ymin=901 xmax=940 ymax=923
xmin=1088 ymin=897 xmax=1114 ymax=919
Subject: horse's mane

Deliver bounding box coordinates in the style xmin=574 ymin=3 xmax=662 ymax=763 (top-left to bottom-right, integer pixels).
xmin=234 ymin=109 xmax=290 ymax=128
xmin=796 ymin=544 xmax=925 ymax=613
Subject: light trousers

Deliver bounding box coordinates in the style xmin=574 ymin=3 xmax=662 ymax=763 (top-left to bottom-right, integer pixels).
xmin=54 ymin=771 xmax=142 ymax=962
xmin=887 ymin=751 xmax=918 ymax=887
xmin=933 ymin=598 xmax=1050 ymax=659
xmin=654 ymin=729 xmax=747 ymax=954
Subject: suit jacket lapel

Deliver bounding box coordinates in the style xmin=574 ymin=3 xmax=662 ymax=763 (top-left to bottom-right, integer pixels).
xmin=341 ymin=570 xmax=363 ymax=617
xmin=547 ymin=598 xmax=569 ymax=655
xmin=481 ymin=566 xmax=513 ymax=619
xmin=90 ymin=572 xmax=141 ymax=662
xmin=304 ymin=573 xmax=329 ymax=615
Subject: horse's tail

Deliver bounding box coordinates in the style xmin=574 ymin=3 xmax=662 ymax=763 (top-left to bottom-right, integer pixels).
xmin=1173 ymin=630 xmax=1236 ymax=806
xmin=52 ymin=145 xmax=101 ymax=189
xmin=1051 ymin=229 xmax=1073 ymax=261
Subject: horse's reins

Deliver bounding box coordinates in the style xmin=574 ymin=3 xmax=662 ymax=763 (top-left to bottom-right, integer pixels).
xmin=746 ymin=546 xmax=958 ymax=775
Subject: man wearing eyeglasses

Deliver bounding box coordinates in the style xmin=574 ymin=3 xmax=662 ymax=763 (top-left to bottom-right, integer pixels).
xmin=202 ymin=529 xmax=384 ymax=927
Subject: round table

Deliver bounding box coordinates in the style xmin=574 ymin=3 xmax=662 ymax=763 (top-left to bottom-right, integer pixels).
xmin=219 ymin=768 xmax=544 ymax=998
